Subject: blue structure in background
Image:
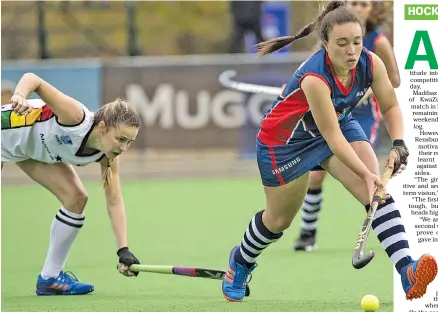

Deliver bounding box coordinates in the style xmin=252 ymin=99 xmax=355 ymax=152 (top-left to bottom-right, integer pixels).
xmin=1 ymin=60 xmax=102 ymax=111
xmin=245 ymin=1 xmax=291 ymax=54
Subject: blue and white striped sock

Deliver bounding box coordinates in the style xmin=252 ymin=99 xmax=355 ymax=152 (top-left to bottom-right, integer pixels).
xmin=235 ymin=210 xmax=283 ymax=267
xmin=300 ymin=189 xmax=322 ymax=236
xmin=367 ymin=196 xmax=412 ymax=274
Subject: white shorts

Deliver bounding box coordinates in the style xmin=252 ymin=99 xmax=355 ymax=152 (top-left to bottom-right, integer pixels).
xmin=1 ymin=129 xmax=30 ymax=163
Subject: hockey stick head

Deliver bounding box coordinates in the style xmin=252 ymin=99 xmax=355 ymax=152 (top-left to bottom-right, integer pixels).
xmin=352 ymin=246 xmax=375 ymax=269
xmin=352 ymin=208 xmax=376 ymax=269
xmin=351 ymin=166 xmax=393 ymax=269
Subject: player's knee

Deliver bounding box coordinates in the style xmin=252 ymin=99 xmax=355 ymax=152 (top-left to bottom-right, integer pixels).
xmin=272 ymin=216 xmax=293 ymax=232
xmin=62 ymin=189 xmax=88 ymax=214
xmin=265 ymin=213 xmax=293 ymax=232
xmin=309 ymin=171 xmax=326 ymax=189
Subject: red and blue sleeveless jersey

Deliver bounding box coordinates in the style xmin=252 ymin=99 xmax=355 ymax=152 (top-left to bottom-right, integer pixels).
xmin=257 ymin=47 xmax=374 ymax=146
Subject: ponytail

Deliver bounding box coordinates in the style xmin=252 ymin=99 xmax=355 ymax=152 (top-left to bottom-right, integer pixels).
xmin=256 ymin=0 xmax=345 ymax=56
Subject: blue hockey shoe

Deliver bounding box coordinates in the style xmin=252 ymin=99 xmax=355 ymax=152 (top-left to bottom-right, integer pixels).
xmin=222 ymin=246 xmax=255 ymax=302
xmin=401 ymin=254 xmax=437 ymax=300
xmin=36 ymin=271 xmax=94 ymax=296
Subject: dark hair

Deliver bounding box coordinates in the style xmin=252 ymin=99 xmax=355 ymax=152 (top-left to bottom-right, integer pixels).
xmin=366 ymin=1 xmax=392 ymax=32
xmin=257 ymin=1 xmax=364 ymax=56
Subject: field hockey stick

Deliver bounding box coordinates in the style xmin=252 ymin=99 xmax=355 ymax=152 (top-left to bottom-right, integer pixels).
xmin=129 ymin=264 xmax=250 ymax=296
xmin=218 ymin=70 xmax=283 ymax=96
xmin=352 ymin=165 xmax=394 ymax=269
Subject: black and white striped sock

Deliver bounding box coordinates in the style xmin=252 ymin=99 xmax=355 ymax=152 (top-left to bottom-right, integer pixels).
xmin=235 ymin=210 xmax=283 ymax=267
xmin=367 ymin=196 xmax=412 ymax=273
xmin=40 ymin=207 xmax=85 ymax=279
xmin=300 ymin=189 xmax=322 ymax=236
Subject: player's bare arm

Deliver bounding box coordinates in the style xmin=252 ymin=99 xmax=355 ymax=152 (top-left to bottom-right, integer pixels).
xmin=99 ymin=156 xmax=128 ymax=249
xmin=12 ymin=73 xmax=84 ymax=125
xmin=370 ymin=52 xmax=408 ymax=175
xmin=99 ymin=156 xmax=140 ymax=277
xmin=369 ymin=52 xmax=403 ymax=142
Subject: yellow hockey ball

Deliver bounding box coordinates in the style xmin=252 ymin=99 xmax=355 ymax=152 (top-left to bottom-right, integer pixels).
xmin=361 ymin=294 xmax=379 ymax=311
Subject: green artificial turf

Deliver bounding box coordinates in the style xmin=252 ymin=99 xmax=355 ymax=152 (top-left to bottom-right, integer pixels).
xmin=1 ymin=177 xmax=393 ymax=311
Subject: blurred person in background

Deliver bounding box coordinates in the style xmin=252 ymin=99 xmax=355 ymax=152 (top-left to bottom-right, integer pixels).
xmin=228 ymin=1 xmax=265 ymax=53
xmin=293 ymin=0 xmax=400 ymax=252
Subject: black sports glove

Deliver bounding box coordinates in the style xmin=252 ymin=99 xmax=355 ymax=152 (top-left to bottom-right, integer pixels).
xmin=391 ymin=139 xmax=409 ymax=174
xmin=117 ymin=247 xmax=140 ymax=277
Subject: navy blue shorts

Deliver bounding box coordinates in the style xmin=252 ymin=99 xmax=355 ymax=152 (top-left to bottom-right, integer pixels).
xmin=352 ymin=112 xmax=379 ymax=147
xmin=256 ymin=117 xmax=370 ymax=187
xmin=311 ymin=113 xmax=379 ymax=172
